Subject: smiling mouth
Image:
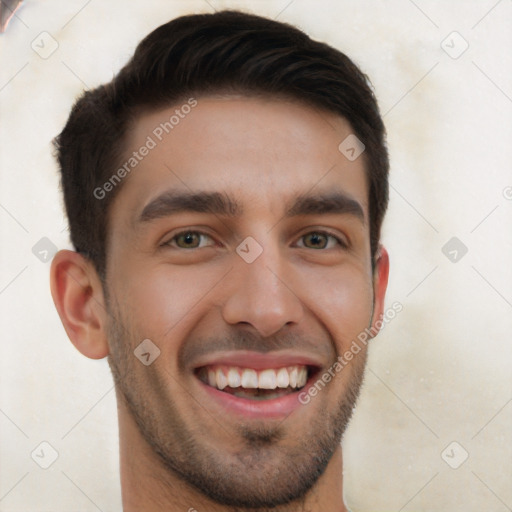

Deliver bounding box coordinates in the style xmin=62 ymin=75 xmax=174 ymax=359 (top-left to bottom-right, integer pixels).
xmin=196 ymin=365 xmax=314 ymax=400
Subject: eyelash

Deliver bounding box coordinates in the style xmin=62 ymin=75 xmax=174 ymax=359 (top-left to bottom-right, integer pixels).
xmin=162 ymin=229 xmax=348 ymax=250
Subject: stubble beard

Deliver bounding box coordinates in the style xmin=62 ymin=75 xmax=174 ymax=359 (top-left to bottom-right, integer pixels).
xmin=105 ymin=299 xmax=367 ymax=510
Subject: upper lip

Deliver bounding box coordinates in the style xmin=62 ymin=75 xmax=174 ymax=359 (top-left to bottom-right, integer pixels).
xmin=192 ymin=350 xmax=324 ymax=371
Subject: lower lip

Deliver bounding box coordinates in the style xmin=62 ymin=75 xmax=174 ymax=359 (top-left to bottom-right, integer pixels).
xmin=196 ymin=377 xmax=312 ymax=419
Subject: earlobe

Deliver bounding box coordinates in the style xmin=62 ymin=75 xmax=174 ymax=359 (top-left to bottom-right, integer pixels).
xmin=50 ymin=250 xmax=109 ymax=359
xmin=370 ymin=244 xmax=390 ymax=335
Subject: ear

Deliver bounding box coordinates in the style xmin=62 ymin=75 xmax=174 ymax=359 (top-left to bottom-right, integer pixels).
xmin=370 ymin=244 xmax=390 ymax=335
xmin=50 ymin=250 xmax=109 ymax=359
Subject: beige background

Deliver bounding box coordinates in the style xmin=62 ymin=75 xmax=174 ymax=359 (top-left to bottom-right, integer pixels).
xmin=1 ymin=0 xmax=511 ymax=510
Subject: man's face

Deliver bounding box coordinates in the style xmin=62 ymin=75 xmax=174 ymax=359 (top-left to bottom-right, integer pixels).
xmin=104 ymin=96 xmax=380 ymax=507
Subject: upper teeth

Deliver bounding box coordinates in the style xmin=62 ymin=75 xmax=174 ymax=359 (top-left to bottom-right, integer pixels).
xmin=205 ymin=365 xmax=308 ymax=391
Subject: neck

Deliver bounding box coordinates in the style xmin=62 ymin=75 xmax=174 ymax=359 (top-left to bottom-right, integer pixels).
xmin=117 ymin=397 xmax=348 ymax=512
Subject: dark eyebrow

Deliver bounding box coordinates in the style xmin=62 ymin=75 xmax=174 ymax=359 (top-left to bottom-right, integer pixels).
xmin=137 ymin=190 xmax=364 ymax=225
xmin=286 ymin=192 xmax=365 ymax=223
xmin=138 ymin=191 xmax=242 ymax=223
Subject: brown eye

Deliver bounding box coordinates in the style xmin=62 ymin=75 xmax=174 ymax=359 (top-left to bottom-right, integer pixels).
xmin=298 ymin=231 xmax=345 ymax=250
xmin=303 ymin=232 xmax=328 ymax=249
xmin=169 ymin=231 xmax=214 ymax=249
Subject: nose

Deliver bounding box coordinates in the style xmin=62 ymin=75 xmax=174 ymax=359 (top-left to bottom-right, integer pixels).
xmin=222 ymin=244 xmax=304 ymax=338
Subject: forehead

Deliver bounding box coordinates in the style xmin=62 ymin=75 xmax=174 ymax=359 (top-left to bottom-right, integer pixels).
xmin=109 ymin=95 xmax=369 ymax=225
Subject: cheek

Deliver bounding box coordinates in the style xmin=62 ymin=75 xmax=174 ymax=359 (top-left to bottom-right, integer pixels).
xmin=295 ymin=264 xmax=374 ymax=350
xmin=111 ymin=260 xmax=223 ymax=341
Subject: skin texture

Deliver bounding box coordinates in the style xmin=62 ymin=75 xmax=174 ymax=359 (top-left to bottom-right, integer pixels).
xmin=51 ymin=96 xmax=389 ymax=512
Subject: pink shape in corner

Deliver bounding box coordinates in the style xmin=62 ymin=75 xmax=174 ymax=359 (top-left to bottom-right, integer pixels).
xmin=0 ymin=0 xmax=24 ymax=33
